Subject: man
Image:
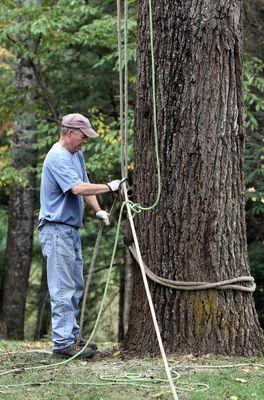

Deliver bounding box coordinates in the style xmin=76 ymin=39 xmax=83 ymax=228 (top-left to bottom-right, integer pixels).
xmin=38 ymin=113 xmax=120 ymax=359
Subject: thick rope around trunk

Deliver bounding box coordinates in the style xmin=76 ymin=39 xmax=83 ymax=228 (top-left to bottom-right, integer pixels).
xmin=129 ymin=244 xmax=256 ymax=292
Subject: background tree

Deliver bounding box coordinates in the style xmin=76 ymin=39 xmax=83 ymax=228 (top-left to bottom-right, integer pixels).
xmin=124 ymin=0 xmax=263 ymax=355
xmin=1 ymin=0 xmax=40 ymax=339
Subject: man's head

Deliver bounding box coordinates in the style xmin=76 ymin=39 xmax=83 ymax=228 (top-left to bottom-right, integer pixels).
xmin=61 ymin=113 xmax=99 ymax=138
xmin=60 ymin=113 xmax=99 ymax=153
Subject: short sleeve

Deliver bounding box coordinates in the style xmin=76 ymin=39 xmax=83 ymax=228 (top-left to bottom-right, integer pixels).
xmin=84 ymin=169 xmax=89 ymax=183
xmin=79 ymin=152 xmax=89 ymax=183
xmin=51 ymin=157 xmax=82 ymax=193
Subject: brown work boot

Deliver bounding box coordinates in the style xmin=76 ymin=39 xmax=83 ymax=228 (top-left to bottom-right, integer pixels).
xmin=53 ymin=343 xmax=94 ymax=359
xmin=78 ymin=338 xmax=98 ymax=351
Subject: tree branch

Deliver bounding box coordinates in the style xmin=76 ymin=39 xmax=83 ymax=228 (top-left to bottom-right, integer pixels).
xmin=29 ymin=60 xmax=60 ymax=124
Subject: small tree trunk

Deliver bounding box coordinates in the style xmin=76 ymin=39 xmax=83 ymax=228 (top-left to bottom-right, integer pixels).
xmin=118 ymin=263 xmax=125 ymax=341
xmin=124 ymin=0 xmax=263 ymax=356
xmin=118 ymin=248 xmax=133 ymax=341
xmin=35 ymin=260 xmax=50 ymax=340
xmin=1 ymin=54 xmax=37 ymax=339
xmin=123 ymin=248 xmax=133 ymax=336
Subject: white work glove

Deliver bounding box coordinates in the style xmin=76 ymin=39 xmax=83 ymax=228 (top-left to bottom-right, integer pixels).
xmin=107 ymin=179 xmax=121 ymax=192
xmin=96 ymin=210 xmax=110 ymax=226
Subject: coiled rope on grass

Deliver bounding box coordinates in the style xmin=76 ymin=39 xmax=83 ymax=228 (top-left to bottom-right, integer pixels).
xmin=0 ymin=352 xmax=263 ymax=396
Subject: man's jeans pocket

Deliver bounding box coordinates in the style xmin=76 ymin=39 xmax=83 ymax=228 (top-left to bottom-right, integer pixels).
xmin=39 ymin=233 xmax=52 ymax=257
xmin=57 ymin=235 xmax=75 ymax=258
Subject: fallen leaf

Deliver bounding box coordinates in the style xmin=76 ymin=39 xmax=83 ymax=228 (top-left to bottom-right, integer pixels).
xmin=235 ymin=378 xmax=247 ymax=383
xmin=230 ymin=396 xmax=238 ymax=400
xmin=151 ymin=391 xmax=168 ymax=398
xmin=241 ymin=368 xmax=250 ymax=373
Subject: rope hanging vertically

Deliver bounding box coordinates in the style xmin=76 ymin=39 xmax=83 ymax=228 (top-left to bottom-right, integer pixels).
xmin=124 ymin=0 xmax=129 ymax=176
xmin=117 ymin=0 xmax=126 ymax=179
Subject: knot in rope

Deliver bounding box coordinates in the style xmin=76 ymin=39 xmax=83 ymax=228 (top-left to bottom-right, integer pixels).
xmin=126 ymin=201 xmax=143 ymax=214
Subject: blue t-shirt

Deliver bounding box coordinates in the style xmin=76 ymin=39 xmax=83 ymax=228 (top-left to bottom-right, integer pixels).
xmin=38 ymin=142 xmax=89 ymax=228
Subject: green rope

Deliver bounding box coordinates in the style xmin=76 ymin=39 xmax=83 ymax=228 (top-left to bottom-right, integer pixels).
xmin=146 ymin=0 xmax=161 ymax=210
xmin=0 ymin=359 xmax=263 ymax=394
xmin=127 ymin=0 xmax=161 ymax=212
xmin=119 ymin=0 xmax=161 ymax=212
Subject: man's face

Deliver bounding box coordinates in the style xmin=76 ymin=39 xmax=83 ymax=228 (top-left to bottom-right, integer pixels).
xmin=68 ymin=129 xmax=88 ymax=152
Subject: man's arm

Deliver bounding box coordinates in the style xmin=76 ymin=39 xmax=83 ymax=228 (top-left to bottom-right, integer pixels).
xmin=71 ymin=182 xmax=110 ymax=196
xmin=83 ymin=194 xmax=101 ymax=212
xmin=84 ymin=194 xmax=110 ymax=225
xmin=80 ymin=179 xmax=121 ymax=225
xmin=71 ymin=179 xmax=121 ymax=196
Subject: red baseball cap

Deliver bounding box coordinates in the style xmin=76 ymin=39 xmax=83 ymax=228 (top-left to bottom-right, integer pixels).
xmin=61 ymin=113 xmax=99 ymax=138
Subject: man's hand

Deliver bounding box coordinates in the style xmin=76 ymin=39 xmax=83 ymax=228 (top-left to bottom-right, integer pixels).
xmin=96 ymin=210 xmax=110 ymax=225
xmin=107 ymin=179 xmax=121 ymax=192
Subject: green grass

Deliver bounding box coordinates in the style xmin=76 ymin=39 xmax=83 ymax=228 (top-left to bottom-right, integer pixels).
xmin=0 ymin=341 xmax=263 ymax=400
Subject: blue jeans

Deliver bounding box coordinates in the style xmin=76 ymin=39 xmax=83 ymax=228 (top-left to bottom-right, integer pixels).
xmin=38 ymin=222 xmax=84 ymax=350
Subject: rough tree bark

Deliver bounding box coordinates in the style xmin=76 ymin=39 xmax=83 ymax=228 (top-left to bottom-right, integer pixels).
xmin=124 ymin=0 xmax=263 ymax=355
xmin=0 ymin=0 xmax=38 ymax=338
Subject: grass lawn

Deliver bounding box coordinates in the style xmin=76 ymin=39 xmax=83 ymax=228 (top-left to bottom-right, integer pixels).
xmin=0 ymin=341 xmax=263 ymax=400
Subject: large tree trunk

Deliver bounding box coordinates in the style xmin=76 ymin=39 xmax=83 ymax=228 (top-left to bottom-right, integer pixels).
xmin=124 ymin=0 xmax=263 ymax=356
xmin=1 ymin=54 xmax=37 ymax=339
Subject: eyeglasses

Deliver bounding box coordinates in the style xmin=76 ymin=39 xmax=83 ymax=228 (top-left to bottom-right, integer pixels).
xmin=63 ymin=126 xmax=88 ymax=140
xmin=79 ymin=131 xmax=87 ymax=140
xmin=75 ymin=129 xmax=87 ymax=140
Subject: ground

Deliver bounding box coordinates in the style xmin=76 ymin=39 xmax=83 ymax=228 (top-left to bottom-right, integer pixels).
xmin=0 ymin=341 xmax=263 ymax=400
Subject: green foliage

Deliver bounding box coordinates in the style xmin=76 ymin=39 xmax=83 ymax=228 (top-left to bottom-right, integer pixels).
xmin=0 ymin=52 xmax=16 ymax=121
xmin=244 ymin=56 xmax=264 ymax=216
xmin=244 ymin=57 xmax=264 ymax=215
xmin=244 ymin=57 xmax=264 ymax=130
xmin=0 ymin=0 xmax=136 ymax=191
xmin=243 ymin=56 xmax=264 ymax=326
xmin=244 ymin=137 xmax=264 ymax=216
xmin=248 ymin=241 xmax=264 ymax=327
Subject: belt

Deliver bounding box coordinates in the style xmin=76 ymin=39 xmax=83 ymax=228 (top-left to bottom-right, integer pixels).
xmin=47 ymin=221 xmax=79 ymax=230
